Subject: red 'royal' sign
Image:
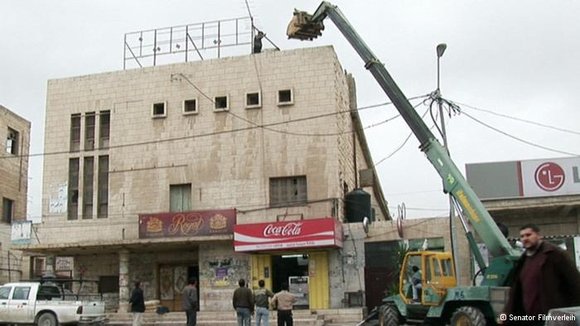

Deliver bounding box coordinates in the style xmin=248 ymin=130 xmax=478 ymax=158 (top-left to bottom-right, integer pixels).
xmin=234 ymin=217 xmax=343 ymax=252
xmin=139 ymin=209 xmax=236 ymax=238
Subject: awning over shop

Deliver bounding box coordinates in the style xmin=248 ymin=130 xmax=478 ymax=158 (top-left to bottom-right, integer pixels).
xmin=233 ymin=217 xmax=343 ymax=252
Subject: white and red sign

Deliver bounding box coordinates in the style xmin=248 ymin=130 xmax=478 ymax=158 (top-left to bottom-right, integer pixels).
xmin=520 ymin=157 xmax=580 ymax=197
xmin=234 ymin=217 xmax=343 ymax=252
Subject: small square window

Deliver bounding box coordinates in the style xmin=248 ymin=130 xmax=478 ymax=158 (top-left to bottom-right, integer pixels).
xmin=277 ymin=89 xmax=293 ymax=106
xmin=214 ymin=96 xmax=229 ymax=111
xmin=183 ymin=99 xmax=198 ymax=115
xmin=152 ymin=102 xmax=166 ymax=118
xmin=245 ymin=92 xmax=261 ymax=109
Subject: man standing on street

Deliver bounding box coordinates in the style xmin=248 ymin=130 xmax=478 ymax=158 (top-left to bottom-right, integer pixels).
xmin=271 ymin=282 xmax=297 ymax=326
xmin=503 ymin=224 xmax=580 ymax=325
xmin=129 ymin=281 xmax=145 ymax=326
xmin=182 ymin=278 xmax=199 ymax=326
xmin=254 ymin=279 xmax=274 ymax=326
xmin=233 ymin=279 xmax=254 ymax=326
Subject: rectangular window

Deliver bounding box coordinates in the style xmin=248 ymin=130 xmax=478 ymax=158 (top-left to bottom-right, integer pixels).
xmin=152 ymin=102 xmax=166 ymax=118
xmin=269 ymin=176 xmax=307 ymax=207
xmin=170 ymin=184 xmax=192 ymax=212
xmin=83 ymin=157 xmax=94 ymax=219
xmin=245 ymin=92 xmax=261 ymax=109
xmin=6 ymin=127 xmax=18 ymax=155
xmin=84 ymin=112 xmax=95 ymax=151
xmin=12 ymin=287 xmax=31 ymax=300
xmin=214 ymin=96 xmax=229 ymax=111
xmin=98 ymin=276 xmax=119 ymax=293
xmin=70 ymin=114 xmax=81 ymax=152
xmin=97 ymin=155 xmax=109 ymax=219
xmin=2 ymin=198 xmax=14 ymax=224
xmin=99 ymin=110 xmax=110 ymax=149
xmin=67 ymin=158 xmax=79 ymax=220
xmin=277 ymin=89 xmax=294 ymax=106
xmin=183 ymin=99 xmax=198 ymax=115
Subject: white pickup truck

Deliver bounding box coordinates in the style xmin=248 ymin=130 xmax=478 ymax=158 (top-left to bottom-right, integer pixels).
xmin=0 ymin=281 xmax=106 ymax=326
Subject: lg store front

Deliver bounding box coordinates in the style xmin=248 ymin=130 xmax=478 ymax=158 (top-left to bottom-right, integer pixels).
xmin=234 ymin=217 xmax=343 ymax=309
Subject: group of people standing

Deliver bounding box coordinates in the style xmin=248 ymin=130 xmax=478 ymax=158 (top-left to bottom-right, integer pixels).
xmin=233 ymin=278 xmax=297 ymax=326
xmin=129 ymin=277 xmax=295 ymax=326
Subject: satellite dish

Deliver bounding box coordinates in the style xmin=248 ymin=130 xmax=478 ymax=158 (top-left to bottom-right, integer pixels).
xmin=362 ymin=216 xmax=370 ymax=234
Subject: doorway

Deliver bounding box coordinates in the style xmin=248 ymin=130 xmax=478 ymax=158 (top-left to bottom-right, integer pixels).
xmin=159 ymin=264 xmax=199 ymax=312
xmin=272 ymin=254 xmax=309 ymax=309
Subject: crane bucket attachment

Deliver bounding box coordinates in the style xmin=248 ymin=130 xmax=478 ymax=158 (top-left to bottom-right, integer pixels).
xmin=287 ymin=10 xmax=324 ymax=40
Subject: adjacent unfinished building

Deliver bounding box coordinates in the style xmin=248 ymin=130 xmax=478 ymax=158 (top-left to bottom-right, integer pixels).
xmin=0 ymin=105 xmax=30 ymax=283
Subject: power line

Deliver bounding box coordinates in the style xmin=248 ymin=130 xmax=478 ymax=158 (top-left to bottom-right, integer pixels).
xmin=461 ymin=110 xmax=579 ymax=156
xmin=456 ymin=101 xmax=580 ymax=136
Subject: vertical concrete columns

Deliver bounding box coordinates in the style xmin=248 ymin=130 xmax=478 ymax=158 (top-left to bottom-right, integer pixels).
xmin=118 ymin=249 xmax=130 ymax=313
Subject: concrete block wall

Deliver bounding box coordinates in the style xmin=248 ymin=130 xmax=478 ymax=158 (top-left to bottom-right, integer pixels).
xmin=0 ymin=105 xmax=30 ymax=283
xmin=40 ymin=46 xmax=374 ymax=244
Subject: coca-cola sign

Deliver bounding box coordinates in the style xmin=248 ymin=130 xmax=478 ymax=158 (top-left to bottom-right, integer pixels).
xmin=234 ymin=217 xmax=343 ymax=252
xmin=263 ymin=222 xmax=303 ymax=237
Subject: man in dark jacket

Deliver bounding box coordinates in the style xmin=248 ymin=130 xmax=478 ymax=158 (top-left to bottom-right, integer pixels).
xmin=503 ymin=224 xmax=580 ymax=325
xmin=129 ymin=281 xmax=145 ymax=326
xmin=181 ymin=278 xmax=199 ymax=326
xmin=233 ymin=279 xmax=254 ymax=326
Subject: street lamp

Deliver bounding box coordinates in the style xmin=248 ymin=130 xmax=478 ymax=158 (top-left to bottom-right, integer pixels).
xmin=435 ymin=43 xmax=461 ymax=283
xmin=436 ymin=43 xmax=447 ymax=93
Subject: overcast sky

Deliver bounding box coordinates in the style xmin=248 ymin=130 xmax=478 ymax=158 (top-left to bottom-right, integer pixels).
xmin=2 ymin=0 xmax=580 ymax=220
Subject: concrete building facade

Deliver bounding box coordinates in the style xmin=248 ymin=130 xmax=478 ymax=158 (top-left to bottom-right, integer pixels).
xmin=18 ymin=46 xmax=391 ymax=312
xmin=0 ymin=105 xmax=30 ymax=283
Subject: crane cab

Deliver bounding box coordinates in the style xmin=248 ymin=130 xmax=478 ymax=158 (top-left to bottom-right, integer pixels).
xmin=400 ymin=251 xmax=456 ymax=306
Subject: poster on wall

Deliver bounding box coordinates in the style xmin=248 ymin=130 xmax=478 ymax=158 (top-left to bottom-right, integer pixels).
xmin=160 ymin=267 xmax=174 ymax=300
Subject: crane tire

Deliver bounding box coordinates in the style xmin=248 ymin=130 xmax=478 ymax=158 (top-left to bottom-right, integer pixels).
xmin=37 ymin=312 xmax=58 ymax=326
xmin=450 ymin=306 xmax=486 ymax=326
xmin=378 ymin=304 xmax=401 ymax=326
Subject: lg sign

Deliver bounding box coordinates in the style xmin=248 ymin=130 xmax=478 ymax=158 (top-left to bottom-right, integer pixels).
xmin=534 ymin=162 xmax=565 ymax=192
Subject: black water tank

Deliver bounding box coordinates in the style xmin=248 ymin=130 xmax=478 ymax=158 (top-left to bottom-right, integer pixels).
xmin=345 ymin=188 xmax=371 ymax=223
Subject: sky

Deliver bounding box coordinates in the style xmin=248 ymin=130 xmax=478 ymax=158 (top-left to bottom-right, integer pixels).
xmin=2 ymin=0 xmax=580 ymax=220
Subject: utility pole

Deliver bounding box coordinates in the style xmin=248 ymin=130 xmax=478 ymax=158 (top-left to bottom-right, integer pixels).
xmin=436 ymin=43 xmax=461 ymax=284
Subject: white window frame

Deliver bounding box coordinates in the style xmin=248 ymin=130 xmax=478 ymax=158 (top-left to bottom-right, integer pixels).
xmin=182 ymin=98 xmax=199 ymax=115
xmin=245 ymin=91 xmax=262 ymax=109
xmin=152 ymin=102 xmax=167 ymax=118
xmin=277 ymin=88 xmax=294 ymax=106
xmin=213 ymin=95 xmax=229 ymax=112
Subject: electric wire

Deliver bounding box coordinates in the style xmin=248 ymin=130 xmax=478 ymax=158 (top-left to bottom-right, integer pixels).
xmin=461 ymin=110 xmax=579 ymax=156
xmin=456 ymin=101 xmax=580 ymax=136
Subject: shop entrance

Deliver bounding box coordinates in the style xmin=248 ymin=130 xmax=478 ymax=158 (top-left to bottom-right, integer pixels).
xmin=272 ymin=254 xmax=309 ymax=309
xmin=159 ymin=264 xmax=199 ymax=312
xmin=251 ymin=251 xmax=330 ymax=310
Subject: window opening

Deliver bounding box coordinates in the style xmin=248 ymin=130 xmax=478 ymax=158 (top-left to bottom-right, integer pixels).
xmin=277 ymin=89 xmax=293 ymax=106
xmin=97 ymin=155 xmax=109 ymax=219
xmin=99 ymin=111 xmax=110 ymax=148
xmin=70 ymin=114 xmax=81 ymax=152
xmin=152 ymin=102 xmax=166 ymax=118
xmin=6 ymin=127 xmax=18 ymax=155
xmin=170 ymin=184 xmax=192 ymax=212
xmin=83 ymin=157 xmax=94 ymax=219
xmin=214 ymin=96 xmax=229 ymax=111
xmin=269 ymin=176 xmax=307 ymax=207
xmin=245 ymin=92 xmax=261 ymax=108
xmin=183 ymin=99 xmax=198 ymax=114
xmin=85 ymin=112 xmax=95 ymax=151
xmin=2 ymin=198 xmax=14 ymax=224
xmin=67 ymin=158 xmax=80 ymax=220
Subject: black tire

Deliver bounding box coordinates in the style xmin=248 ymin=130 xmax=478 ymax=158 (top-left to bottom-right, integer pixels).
xmin=37 ymin=312 xmax=58 ymax=326
xmin=450 ymin=306 xmax=486 ymax=326
xmin=378 ymin=304 xmax=401 ymax=326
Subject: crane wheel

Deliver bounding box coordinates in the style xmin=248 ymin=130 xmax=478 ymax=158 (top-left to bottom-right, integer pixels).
xmin=378 ymin=304 xmax=401 ymax=326
xmin=450 ymin=306 xmax=486 ymax=326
